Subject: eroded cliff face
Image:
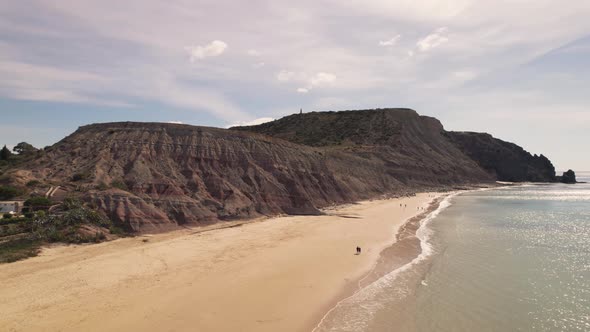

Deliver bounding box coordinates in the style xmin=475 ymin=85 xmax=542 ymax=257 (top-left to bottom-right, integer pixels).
xmin=17 ymin=109 xmax=496 ymax=232
xmin=233 ymin=109 xmax=493 ymax=187
xmin=27 ymin=124 xmax=340 ymax=231
xmin=444 ymin=131 xmax=556 ymax=182
xmin=236 ymin=109 xmax=557 ymax=183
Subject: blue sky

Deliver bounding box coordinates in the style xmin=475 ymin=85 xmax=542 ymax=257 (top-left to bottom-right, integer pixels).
xmin=0 ymin=0 xmax=589 ymax=171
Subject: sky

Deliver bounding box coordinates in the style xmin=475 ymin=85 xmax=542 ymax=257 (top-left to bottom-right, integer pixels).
xmin=0 ymin=0 xmax=589 ymax=171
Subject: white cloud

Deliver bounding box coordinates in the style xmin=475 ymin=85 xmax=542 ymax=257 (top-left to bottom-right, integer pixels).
xmin=186 ymin=40 xmax=228 ymax=61
xmin=277 ymin=71 xmax=337 ymax=92
xmin=3 ymin=0 xmax=590 ymax=168
xmin=149 ymin=72 xmax=247 ymax=121
xmin=227 ymin=117 xmax=274 ymax=127
xmin=329 ymin=1 xmax=471 ymax=21
xmin=277 ymin=70 xmax=296 ymax=82
xmin=453 ymin=70 xmax=477 ymax=81
xmin=247 ymin=49 xmax=260 ymax=56
xmin=253 ymin=62 xmax=265 ymax=68
xmin=309 ymin=72 xmax=337 ymax=87
xmin=379 ymin=35 xmax=401 ymax=47
xmin=0 ymin=59 xmax=133 ymax=107
xmin=417 ymin=27 xmax=449 ymax=52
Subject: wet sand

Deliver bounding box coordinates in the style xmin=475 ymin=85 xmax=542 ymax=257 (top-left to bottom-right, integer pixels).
xmin=0 ymin=193 xmax=439 ymax=332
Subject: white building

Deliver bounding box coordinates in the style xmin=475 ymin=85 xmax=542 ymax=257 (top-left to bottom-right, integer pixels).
xmin=0 ymin=201 xmax=23 ymax=214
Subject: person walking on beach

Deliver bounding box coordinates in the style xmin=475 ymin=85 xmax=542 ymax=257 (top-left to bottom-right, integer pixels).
xmin=356 ymin=246 xmax=361 ymax=255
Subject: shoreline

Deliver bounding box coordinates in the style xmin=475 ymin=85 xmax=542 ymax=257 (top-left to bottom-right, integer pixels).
xmin=310 ymin=193 xmax=450 ymax=331
xmin=312 ymin=184 xmax=516 ymax=331
xmin=1 ymin=192 xmax=446 ymax=332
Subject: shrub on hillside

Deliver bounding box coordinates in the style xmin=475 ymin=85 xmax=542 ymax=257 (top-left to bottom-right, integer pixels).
xmin=26 ymin=180 xmax=41 ymax=187
xmin=96 ymin=182 xmax=109 ymax=191
xmin=32 ymin=207 xmax=113 ymax=243
xmin=62 ymin=197 xmax=83 ymax=211
xmin=24 ymin=197 xmax=52 ymax=211
xmin=72 ymin=172 xmax=91 ymax=182
xmin=0 ymin=186 xmax=21 ymax=200
xmin=111 ymin=180 xmax=128 ymax=191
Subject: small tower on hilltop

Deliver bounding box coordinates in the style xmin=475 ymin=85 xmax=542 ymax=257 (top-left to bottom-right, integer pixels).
xmin=299 ymin=108 xmax=303 ymax=114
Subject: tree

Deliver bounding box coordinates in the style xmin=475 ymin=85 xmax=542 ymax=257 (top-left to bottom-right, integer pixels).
xmin=0 ymin=186 xmax=19 ymax=200
xmin=24 ymin=197 xmax=52 ymax=212
xmin=13 ymin=142 xmax=38 ymax=155
xmin=0 ymin=145 xmax=11 ymax=161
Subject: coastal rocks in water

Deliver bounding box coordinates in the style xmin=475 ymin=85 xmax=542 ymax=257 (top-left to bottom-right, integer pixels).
xmin=559 ymin=169 xmax=577 ymax=184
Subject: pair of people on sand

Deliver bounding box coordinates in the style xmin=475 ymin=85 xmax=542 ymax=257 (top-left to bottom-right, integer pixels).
xmin=356 ymin=246 xmax=362 ymax=255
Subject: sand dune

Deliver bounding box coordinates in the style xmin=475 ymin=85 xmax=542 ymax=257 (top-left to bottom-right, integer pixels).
xmin=0 ymin=193 xmax=438 ymax=332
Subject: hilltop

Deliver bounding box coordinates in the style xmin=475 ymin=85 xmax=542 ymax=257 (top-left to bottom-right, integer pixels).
xmin=233 ymin=109 xmax=556 ymax=182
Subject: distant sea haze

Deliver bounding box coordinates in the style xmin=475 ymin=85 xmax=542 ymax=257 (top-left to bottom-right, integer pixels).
xmin=316 ymin=181 xmax=590 ymax=332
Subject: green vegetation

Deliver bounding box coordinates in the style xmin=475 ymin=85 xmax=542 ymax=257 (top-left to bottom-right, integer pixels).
xmin=0 ymin=143 xmax=42 ymax=176
xmin=31 ymin=207 xmax=111 ymax=243
xmin=0 ymin=238 xmax=40 ymax=263
xmin=0 ymin=140 xmax=130 ymax=263
xmin=0 ymin=216 xmax=29 ymax=226
xmin=0 ymin=198 xmax=127 ymax=264
xmin=24 ymin=197 xmax=52 ymax=212
xmin=12 ymin=142 xmax=38 ymax=155
xmin=72 ymin=172 xmax=91 ymax=182
xmin=62 ymin=197 xmax=82 ymax=210
xmin=26 ymin=180 xmax=41 ymax=187
xmin=0 ymin=145 xmax=12 ymax=161
xmin=233 ymin=109 xmax=406 ymax=147
xmin=111 ymin=180 xmax=128 ymax=191
xmin=96 ymin=182 xmax=109 ymax=191
xmin=0 ymin=185 xmax=22 ymax=200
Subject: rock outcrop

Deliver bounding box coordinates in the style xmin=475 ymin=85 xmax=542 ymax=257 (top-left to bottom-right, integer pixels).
xmin=444 ymin=131 xmax=556 ymax=182
xmin=6 ymin=108 xmax=557 ymax=232
xmin=558 ymin=169 xmax=577 ymax=184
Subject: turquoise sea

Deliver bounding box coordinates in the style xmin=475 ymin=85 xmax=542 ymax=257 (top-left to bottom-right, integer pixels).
xmin=316 ymin=172 xmax=590 ymax=332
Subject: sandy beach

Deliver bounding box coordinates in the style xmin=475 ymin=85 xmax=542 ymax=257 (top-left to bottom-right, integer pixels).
xmin=0 ymin=193 xmax=439 ymax=332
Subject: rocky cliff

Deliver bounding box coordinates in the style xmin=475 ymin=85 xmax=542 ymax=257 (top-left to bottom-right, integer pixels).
xmin=444 ymin=132 xmax=556 ymax=182
xmin=6 ymin=108 xmax=555 ymax=232
xmin=234 ymin=109 xmax=557 ymax=183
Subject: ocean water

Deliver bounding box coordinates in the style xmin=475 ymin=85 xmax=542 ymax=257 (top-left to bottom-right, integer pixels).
xmin=315 ymin=173 xmax=590 ymax=332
